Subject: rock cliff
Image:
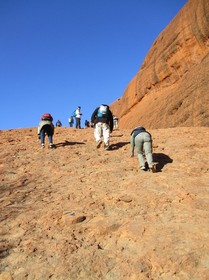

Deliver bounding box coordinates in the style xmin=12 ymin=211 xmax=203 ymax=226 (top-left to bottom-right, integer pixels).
xmin=110 ymin=0 xmax=209 ymax=129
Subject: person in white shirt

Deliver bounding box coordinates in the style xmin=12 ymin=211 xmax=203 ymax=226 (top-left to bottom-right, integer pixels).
xmin=74 ymin=106 xmax=82 ymax=129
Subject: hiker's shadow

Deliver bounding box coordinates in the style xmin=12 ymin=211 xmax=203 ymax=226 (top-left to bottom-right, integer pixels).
xmin=153 ymin=153 xmax=173 ymax=172
xmin=109 ymin=142 xmax=130 ymax=150
xmin=54 ymin=141 xmax=85 ymax=148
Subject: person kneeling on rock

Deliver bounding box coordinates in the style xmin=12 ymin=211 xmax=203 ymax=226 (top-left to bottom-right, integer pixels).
xmin=130 ymin=126 xmax=156 ymax=172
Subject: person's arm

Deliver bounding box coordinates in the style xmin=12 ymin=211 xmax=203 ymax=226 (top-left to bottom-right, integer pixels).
xmin=91 ymin=108 xmax=99 ymax=123
xmin=38 ymin=122 xmax=42 ymax=135
xmin=108 ymin=110 xmax=114 ymax=132
xmin=130 ymin=134 xmax=135 ymax=157
xmin=51 ymin=123 xmax=55 ymax=135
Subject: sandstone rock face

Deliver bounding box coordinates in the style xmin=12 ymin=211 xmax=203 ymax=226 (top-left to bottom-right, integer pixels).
xmin=0 ymin=127 xmax=209 ymax=279
xmin=110 ymin=0 xmax=209 ymax=129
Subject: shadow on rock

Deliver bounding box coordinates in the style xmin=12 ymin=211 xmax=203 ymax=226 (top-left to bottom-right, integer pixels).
xmin=0 ymin=247 xmax=12 ymax=260
xmin=54 ymin=141 xmax=85 ymax=148
xmin=153 ymin=153 xmax=173 ymax=172
xmin=109 ymin=142 xmax=130 ymax=150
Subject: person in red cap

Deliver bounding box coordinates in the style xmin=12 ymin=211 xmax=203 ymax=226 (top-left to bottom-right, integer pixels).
xmin=38 ymin=113 xmax=54 ymax=148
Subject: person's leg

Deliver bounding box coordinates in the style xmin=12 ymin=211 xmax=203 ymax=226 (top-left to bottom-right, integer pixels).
xmin=40 ymin=128 xmax=45 ymax=147
xmin=135 ymin=134 xmax=145 ymax=169
xmin=94 ymin=123 xmax=102 ymax=148
xmin=48 ymin=134 xmax=53 ymax=145
xmin=143 ymin=132 xmax=153 ymax=168
xmin=102 ymin=123 xmax=110 ymax=149
xmin=45 ymin=125 xmax=53 ymax=147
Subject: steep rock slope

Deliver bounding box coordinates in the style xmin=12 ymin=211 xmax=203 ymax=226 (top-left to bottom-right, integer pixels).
xmin=0 ymin=127 xmax=209 ymax=279
xmin=111 ymin=0 xmax=209 ymax=129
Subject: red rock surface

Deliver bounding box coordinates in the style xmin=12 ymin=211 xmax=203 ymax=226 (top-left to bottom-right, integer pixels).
xmin=110 ymin=0 xmax=209 ymax=129
xmin=0 ymin=126 xmax=209 ymax=279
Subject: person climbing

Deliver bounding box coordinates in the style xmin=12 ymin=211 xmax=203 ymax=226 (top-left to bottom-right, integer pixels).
xmin=38 ymin=113 xmax=54 ymax=148
xmin=85 ymin=120 xmax=90 ymax=128
xmin=68 ymin=116 xmax=74 ymax=127
xmin=56 ymin=120 xmax=62 ymax=127
xmin=113 ymin=115 xmax=119 ymax=130
xmin=130 ymin=126 xmax=156 ymax=172
xmin=91 ymin=104 xmax=113 ymax=150
xmin=73 ymin=106 xmax=82 ymax=129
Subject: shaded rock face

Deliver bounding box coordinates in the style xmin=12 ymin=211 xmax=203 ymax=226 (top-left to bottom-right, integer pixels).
xmin=111 ymin=0 xmax=209 ymax=129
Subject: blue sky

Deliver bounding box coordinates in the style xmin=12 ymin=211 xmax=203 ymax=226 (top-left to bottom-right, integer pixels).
xmin=0 ymin=0 xmax=187 ymax=130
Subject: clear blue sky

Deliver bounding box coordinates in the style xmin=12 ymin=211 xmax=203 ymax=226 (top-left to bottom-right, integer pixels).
xmin=0 ymin=0 xmax=187 ymax=130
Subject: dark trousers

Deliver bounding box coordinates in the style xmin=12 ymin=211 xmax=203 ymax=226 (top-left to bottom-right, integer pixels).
xmin=40 ymin=125 xmax=53 ymax=144
xmin=75 ymin=118 xmax=81 ymax=129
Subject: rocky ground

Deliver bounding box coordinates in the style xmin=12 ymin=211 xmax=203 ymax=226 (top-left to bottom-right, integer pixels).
xmin=0 ymin=126 xmax=209 ymax=280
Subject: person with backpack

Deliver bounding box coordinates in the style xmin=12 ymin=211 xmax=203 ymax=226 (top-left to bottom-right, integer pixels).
xmin=91 ymin=104 xmax=113 ymax=150
xmin=68 ymin=116 xmax=74 ymax=127
xmin=38 ymin=113 xmax=54 ymax=148
xmin=73 ymin=106 xmax=82 ymax=129
xmin=56 ymin=120 xmax=62 ymax=127
xmin=84 ymin=120 xmax=90 ymax=128
xmin=130 ymin=126 xmax=156 ymax=172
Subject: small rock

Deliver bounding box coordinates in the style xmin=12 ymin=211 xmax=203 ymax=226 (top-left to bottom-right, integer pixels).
xmin=71 ymin=216 xmax=86 ymax=224
xmin=118 ymin=195 xmax=132 ymax=203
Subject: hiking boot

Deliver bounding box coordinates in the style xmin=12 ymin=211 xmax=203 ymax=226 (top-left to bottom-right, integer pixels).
xmin=104 ymin=144 xmax=110 ymax=150
xmin=149 ymin=164 xmax=157 ymax=173
xmin=41 ymin=143 xmax=45 ymax=148
xmin=140 ymin=166 xmax=146 ymax=171
xmin=96 ymin=140 xmax=102 ymax=148
xmin=49 ymin=143 xmax=53 ymax=149
xmin=104 ymin=143 xmax=110 ymax=150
